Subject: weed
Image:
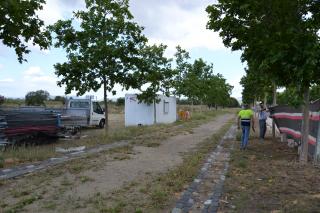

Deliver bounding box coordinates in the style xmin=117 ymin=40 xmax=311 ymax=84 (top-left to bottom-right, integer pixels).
xmin=67 ymin=163 xmax=85 ymax=174
xmin=106 ymin=145 xmax=133 ymax=155
xmin=139 ymin=188 xmax=147 ymax=193
xmin=79 ymin=175 xmax=94 ymax=183
xmin=237 ymin=159 xmax=248 ymax=169
xmin=60 ymin=177 xmax=72 ymax=186
xmin=135 ymin=208 xmax=143 ymax=213
xmin=42 ymin=201 xmax=57 ymax=210
xmin=5 ymin=195 xmax=42 ymax=213
xmin=11 ymin=189 xmax=30 ymax=198
xmin=0 ymin=201 xmax=8 ymax=208
xmin=151 ymin=186 xmax=168 ymax=208
xmin=112 ymin=154 xmax=131 ymax=161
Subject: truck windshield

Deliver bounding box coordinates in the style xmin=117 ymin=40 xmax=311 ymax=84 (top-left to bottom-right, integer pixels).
xmin=93 ymin=102 xmax=104 ymax=114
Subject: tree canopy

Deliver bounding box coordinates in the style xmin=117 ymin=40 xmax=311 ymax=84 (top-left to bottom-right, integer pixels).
xmin=25 ymin=90 xmax=49 ymax=106
xmin=172 ymin=47 xmax=233 ymax=108
xmin=135 ymin=44 xmax=173 ymax=105
xmin=50 ymin=0 xmax=147 ymax=127
xmin=0 ymin=0 xmax=51 ymax=63
xmin=207 ymin=0 xmax=320 ymax=93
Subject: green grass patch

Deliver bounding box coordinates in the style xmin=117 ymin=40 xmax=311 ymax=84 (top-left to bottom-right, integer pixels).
xmin=5 ymin=194 xmax=42 ymax=213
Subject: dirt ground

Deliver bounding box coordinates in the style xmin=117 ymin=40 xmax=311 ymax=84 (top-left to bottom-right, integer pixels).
xmin=0 ymin=113 xmax=235 ymax=212
xmin=218 ymin=126 xmax=320 ymax=213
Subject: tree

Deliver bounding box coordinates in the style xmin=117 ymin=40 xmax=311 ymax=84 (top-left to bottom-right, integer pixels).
xmin=25 ymin=90 xmax=49 ymax=106
xmin=0 ymin=0 xmax=51 ymax=63
xmin=207 ymin=0 xmax=320 ymax=163
xmin=310 ymin=84 xmax=320 ymax=102
xmin=240 ymin=71 xmax=265 ymax=105
xmin=135 ymin=44 xmax=173 ymax=123
xmin=203 ymin=73 xmax=233 ymax=109
xmin=277 ymin=87 xmax=302 ymax=106
xmin=227 ymin=97 xmax=240 ymax=108
xmin=50 ymin=0 xmax=147 ymax=128
xmin=180 ymin=58 xmax=212 ymax=106
xmin=172 ymin=54 xmax=233 ymax=110
xmin=116 ymin=97 xmax=125 ymax=106
xmin=54 ymin=96 xmax=66 ymax=104
xmin=173 ymin=46 xmax=191 ymax=98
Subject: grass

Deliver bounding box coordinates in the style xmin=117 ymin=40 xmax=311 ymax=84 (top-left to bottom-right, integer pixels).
xmin=0 ymin=109 xmax=232 ymax=168
xmin=219 ymin=130 xmax=320 ymax=213
xmin=83 ymin=120 xmax=234 ymax=212
xmin=42 ymin=201 xmax=57 ymax=210
xmin=10 ymin=188 xmax=31 ymax=198
xmin=4 ymin=194 xmax=43 ymax=213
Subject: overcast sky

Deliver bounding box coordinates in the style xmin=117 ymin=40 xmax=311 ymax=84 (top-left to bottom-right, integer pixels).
xmin=0 ymin=0 xmax=245 ymax=99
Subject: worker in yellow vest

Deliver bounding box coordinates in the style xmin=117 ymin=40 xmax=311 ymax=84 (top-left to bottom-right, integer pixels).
xmin=237 ymin=104 xmax=255 ymax=150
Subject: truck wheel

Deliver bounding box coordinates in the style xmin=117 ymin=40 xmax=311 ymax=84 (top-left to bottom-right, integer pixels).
xmin=99 ymin=119 xmax=105 ymax=128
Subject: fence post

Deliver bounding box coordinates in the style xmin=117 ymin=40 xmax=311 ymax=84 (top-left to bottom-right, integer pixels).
xmin=281 ymin=133 xmax=287 ymax=143
xmin=314 ymin=120 xmax=320 ymax=164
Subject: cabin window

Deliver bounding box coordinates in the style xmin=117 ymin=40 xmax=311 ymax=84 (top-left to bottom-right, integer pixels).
xmin=70 ymin=101 xmax=89 ymax=108
xmin=164 ymin=101 xmax=169 ymax=114
xmin=93 ymin=102 xmax=104 ymax=114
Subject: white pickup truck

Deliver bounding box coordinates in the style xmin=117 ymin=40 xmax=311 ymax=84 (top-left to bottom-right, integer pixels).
xmin=61 ymin=98 xmax=106 ymax=128
xmin=0 ymin=98 xmax=106 ymax=148
xmin=15 ymin=98 xmax=106 ymax=128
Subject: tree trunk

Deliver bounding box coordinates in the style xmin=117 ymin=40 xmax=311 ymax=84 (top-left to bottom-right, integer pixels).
xmin=272 ymin=81 xmax=277 ymax=141
xmin=253 ymin=97 xmax=257 ymax=118
xmin=153 ymin=98 xmax=156 ymax=124
xmin=103 ymin=77 xmax=108 ymax=129
xmin=264 ymin=92 xmax=267 ymax=108
xmin=299 ymin=87 xmax=310 ymax=164
xmin=191 ymin=100 xmax=194 ymax=112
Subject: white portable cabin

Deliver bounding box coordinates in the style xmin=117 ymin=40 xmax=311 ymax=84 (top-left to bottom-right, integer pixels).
xmin=125 ymin=94 xmax=177 ymax=126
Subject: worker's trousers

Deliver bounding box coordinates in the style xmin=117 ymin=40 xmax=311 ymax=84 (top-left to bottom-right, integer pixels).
xmin=241 ymin=125 xmax=250 ymax=149
xmin=259 ymin=119 xmax=267 ymax=139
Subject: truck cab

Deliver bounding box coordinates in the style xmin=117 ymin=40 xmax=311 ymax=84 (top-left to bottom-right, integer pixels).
xmin=66 ymin=99 xmax=105 ymax=128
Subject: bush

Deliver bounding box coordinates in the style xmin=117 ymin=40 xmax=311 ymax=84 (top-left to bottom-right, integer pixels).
xmin=116 ymin=97 xmax=125 ymax=106
xmin=25 ymin=90 xmax=50 ymax=106
xmin=53 ymin=96 xmax=66 ymax=104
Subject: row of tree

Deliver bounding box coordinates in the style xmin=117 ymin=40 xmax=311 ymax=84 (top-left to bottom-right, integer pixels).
xmin=206 ymin=0 xmax=320 ymax=163
xmin=1 ymin=0 xmax=236 ymax=127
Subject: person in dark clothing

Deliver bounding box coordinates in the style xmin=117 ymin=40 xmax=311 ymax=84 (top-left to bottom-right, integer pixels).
xmin=258 ymin=103 xmax=268 ymax=142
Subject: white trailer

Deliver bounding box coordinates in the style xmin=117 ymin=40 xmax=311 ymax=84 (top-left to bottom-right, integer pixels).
xmin=125 ymin=94 xmax=177 ymax=126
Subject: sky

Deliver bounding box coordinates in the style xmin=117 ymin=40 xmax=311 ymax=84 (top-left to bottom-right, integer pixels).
xmin=0 ymin=0 xmax=246 ymax=100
